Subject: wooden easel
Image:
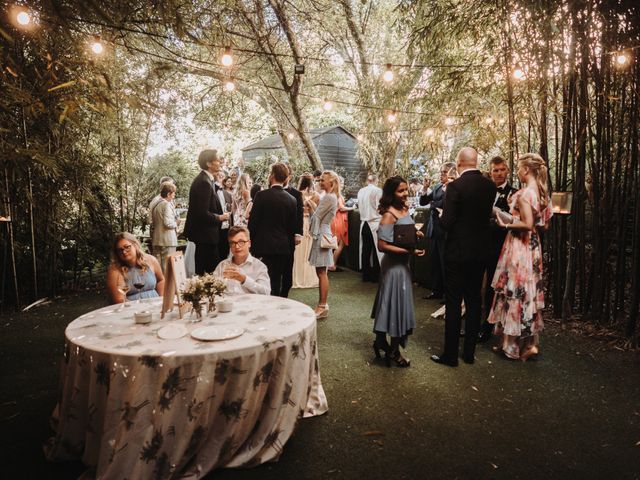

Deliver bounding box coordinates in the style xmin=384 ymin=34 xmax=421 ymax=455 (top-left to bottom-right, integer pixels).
xmin=161 ymin=252 xmax=190 ymax=319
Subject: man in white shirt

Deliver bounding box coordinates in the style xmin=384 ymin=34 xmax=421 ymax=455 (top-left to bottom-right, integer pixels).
xmin=213 ymin=226 xmax=270 ymax=295
xmin=357 ymin=174 xmax=383 ymax=282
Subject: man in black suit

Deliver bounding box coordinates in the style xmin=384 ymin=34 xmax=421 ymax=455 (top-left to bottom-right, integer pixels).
xmin=431 ymin=147 xmax=497 ymax=366
xmin=248 ymin=162 xmax=298 ymax=297
xmin=183 ymin=149 xmax=230 ymax=275
xmin=419 ymin=162 xmax=456 ymax=300
xmin=478 ymin=156 xmax=519 ymax=343
xmin=282 ymin=163 xmax=304 ymax=297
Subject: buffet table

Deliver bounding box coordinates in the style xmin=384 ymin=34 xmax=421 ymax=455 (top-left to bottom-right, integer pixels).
xmin=46 ymin=295 xmax=328 ymax=479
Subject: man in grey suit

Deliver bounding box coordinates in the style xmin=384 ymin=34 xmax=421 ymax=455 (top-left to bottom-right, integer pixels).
xmin=419 ymin=162 xmax=456 ymax=300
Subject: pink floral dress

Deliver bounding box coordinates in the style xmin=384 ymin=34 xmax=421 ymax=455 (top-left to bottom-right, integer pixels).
xmin=488 ymin=187 xmax=553 ymax=359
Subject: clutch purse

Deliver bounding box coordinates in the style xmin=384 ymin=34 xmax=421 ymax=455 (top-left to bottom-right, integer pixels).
xmin=320 ymin=233 xmax=338 ymax=249
xmin=393 ymin=223 xmax=417 ymax=249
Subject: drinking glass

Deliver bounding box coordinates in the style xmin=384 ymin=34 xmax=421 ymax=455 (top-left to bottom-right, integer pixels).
xmin=118 ymin=283 xmax=131 ymax=310
xmin=133 ymin=273 xmax=145 ymax=304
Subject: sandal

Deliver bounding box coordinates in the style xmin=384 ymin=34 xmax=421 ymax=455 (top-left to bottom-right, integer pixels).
xmin=520 ymin=346 xmax=539 ymax=362
xmin=315 ymin=304 xmax=329 ymax=319
xmin=389 ymin=351 xmax=411 ymax=368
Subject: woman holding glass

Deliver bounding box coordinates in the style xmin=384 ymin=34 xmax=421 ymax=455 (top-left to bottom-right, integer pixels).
xmin=371 ymin=176 xmax=425 ymax=367
xmin=106 ymin=232 xmax=164 ymax=305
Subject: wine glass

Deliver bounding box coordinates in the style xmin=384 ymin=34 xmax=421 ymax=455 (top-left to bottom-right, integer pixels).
xmin=414 ymin=223 xmax=424 ymax=231
xmin=133 ymin=274 xmax=146 ymax=304
xmin=118 ymin=282 xmax=131 ymax=310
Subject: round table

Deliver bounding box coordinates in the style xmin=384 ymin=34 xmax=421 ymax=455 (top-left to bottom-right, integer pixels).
xmin=46 ymin=295 xmax=328 ymax=479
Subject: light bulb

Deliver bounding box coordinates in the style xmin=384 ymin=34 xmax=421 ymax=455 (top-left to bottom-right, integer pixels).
xmin=287 ymin=132 xmax=295 ymax=140
xmin=513 ymin=67 xmax=525 ymax=80
xmin=16 ymin=11 xmax=31 ymax=26
xmin=616 ymin=53 xmax=628 ymax=66
xmin=485 ymin=116 xmax=493 ymax=125
xmin=323 ymin=100 xmax=333 ymax=111
xmin=221 ymin=47 xmax=233 ymax=67
xmin=224 ymin=80 xmax=235 ymax=92
xmin=424 ymin=128 xmax=435 ymax=137
xmin=91 ymin=40 xmax=104 ymax=55
xmin=383 ymin=64 xmax=394 ymax=83
xmin=444 ymin=117 xmax=455 ymax=126
xmin=330 ymin=55 xmax=344 ymax=67
xmin=387 ymin=111 xmax=397 ymax=123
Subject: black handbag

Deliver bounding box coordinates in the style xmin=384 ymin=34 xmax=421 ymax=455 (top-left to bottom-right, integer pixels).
xmin=393 ymin=223 xmax=417 ymax=249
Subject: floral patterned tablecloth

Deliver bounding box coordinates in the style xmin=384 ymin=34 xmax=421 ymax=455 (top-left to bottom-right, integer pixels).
xmin=45 ymin=295 xmax=328 ymax=479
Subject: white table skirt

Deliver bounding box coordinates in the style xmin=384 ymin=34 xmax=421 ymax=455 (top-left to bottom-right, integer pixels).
xmin=46 ymin=295 xmax=328 ymax=479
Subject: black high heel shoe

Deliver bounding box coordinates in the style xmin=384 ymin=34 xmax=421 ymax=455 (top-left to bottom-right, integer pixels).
xmin=389 ymin=350 xmax=411 ymax=368
xmin=373 ymin=338 xmax=391 ymax=367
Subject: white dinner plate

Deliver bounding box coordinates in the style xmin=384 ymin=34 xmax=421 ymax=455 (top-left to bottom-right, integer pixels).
xmin=190 ymin=326 xmax=245 ymax=341
xmin=157 ymin=324 xmax=189 ymax=340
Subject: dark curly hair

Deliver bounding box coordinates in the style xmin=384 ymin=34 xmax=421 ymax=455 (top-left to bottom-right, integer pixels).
xmin=378 ymin=176 xmax=408 ymax=215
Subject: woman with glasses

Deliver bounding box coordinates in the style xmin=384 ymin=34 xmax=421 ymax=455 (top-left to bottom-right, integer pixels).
xmin=106 ymin=232 xmax=165 ymax=304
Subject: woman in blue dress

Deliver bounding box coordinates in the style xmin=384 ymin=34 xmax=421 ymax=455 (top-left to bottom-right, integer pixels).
xmin=371 ymin=176 xmax=425 ymax=367
xmin=106 ymin=232 xmax=165 ymax=304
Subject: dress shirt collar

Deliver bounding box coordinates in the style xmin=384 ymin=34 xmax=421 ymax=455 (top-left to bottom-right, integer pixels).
xmin=270 ymin=183 xmax=284 ymax=189
xmin=497 ymin=181 xmax=508 ymax=190
xmin=232 ymin=254 xmax=255 ymax=267
xmin=203 ymin=169 xmax=216 ymax=182
xmin=459 ymin=168 xmax=480 ymax=176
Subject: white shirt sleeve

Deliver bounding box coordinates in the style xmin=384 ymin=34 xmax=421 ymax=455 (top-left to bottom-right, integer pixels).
xmin=241 ymin=260 xmax=271 ymax=295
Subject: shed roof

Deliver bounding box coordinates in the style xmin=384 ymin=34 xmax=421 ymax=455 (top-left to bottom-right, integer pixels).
xmin=241 ymin=125 xmax=356 ymax=152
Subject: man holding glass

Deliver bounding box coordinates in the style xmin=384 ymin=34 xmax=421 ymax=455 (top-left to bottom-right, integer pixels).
xmin=213 ymin=226 xmax=270 ymax=295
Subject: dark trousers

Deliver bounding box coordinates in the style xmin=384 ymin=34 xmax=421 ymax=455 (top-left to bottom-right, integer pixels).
xmin=443 ymin=258 xmax=485 ymax=360
xmin=194 ymin=243 xmax=220 ymax=275
xmin=361 ymin=222 xmax=380 ymax=281
xmin=261 ymin=254 xmax=291 ymax=297
xmin=218 ymin=229 xmax=230 ymax=262
xmin=429 ymin=235 xmax=445 ymax=295
xmin=280 ymin=250 xmax=295 ymax=298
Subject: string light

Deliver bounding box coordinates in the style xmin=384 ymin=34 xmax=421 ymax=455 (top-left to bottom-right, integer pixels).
xmin=224 ymin=79 xmax=236 ymax=92
xmin=383 ymin=64 xmax=394 ymax=83
xmin=484 ymin=116 xmax=494 ymax=125
xmin=16 ymin=9 xmax=31 ymax=26
xmin=387 ymin=110 xmax=397 ymax=123
xmin=513 ymin=64 xmax=525 ymax=80
xmin=615 ymin=53 xmax=629 ymax=66
xmin=221 ymin=46 xmax=233 ymax=67
xmin=323 ymin=99 xmax=333 ymax=111
xmin=90 ymin=36 xmax=104 ymax=55
xmin=287 ymin=132 xmax=295 ymax=140
xmin=444 ymin=117 xmax=455 ymax=126
xmin=424 ymin=128 xmax=435 ymax=137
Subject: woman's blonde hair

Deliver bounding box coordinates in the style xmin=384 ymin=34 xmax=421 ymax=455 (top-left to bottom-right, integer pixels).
xmin=235 ymin=173 xmax=252 ymax=197
xmin=518 ymin=153 xmax=550 ymax=209
xmin=111 ymin=232 xmax=148 ymax=271
xmin=322 ymin=170 xmax=341 ymax=197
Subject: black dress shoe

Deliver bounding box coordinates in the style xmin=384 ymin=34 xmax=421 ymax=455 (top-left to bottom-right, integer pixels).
xmin=477 ymin=332 xmax=491 ymax=344
xmin=462 ymin=355 xmax=475 ymax=365
xmin=430 ymin=354 xmax=458 ymax=367
xmin=423 ymin=292 xmax=443 ymax=300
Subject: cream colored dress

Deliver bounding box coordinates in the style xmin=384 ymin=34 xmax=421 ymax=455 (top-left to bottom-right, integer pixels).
xmin=293 ymin=190 xmax=319 ymax=288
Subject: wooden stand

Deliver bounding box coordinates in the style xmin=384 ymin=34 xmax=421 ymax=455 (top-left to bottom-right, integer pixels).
xmin=161 ymin=252 xmax=189 ymax=319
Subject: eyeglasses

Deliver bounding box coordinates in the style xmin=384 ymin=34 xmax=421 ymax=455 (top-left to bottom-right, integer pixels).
xmin=229 ymin=240 xmax=248 ymax=247
xmin=117 ymin=244 xmax=132 ymax=253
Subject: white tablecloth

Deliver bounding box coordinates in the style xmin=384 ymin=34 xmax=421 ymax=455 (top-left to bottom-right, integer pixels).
xmin=46 ymin=295 xmax=328 ymax=479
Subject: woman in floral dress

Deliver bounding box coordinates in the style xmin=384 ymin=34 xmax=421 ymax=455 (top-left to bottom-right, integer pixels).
xmin=488 ymin=153 xmax=553 ymax=361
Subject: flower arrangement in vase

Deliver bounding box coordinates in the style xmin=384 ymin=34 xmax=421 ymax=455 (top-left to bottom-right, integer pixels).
xmin=201 ymin=273 xmax=227 ymax=315
xmin=180 ymin=276 xmax=207 ymax=321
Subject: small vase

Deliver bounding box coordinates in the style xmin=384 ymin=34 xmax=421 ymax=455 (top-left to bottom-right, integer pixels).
xmin=190 ymin=300 xmax=206 ymax=323
xmin=208 ymin=297 xmax=218 ymax=317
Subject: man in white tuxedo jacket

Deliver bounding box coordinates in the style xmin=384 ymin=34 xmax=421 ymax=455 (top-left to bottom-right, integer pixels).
xmin=357 ymin=174 xmax=383 ymax=282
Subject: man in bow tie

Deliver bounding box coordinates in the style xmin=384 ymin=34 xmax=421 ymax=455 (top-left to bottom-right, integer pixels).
xmin=478 ymin=156 xmax=518 ymax=343
xmin=183 ymin=149 xmax=230 ymax=275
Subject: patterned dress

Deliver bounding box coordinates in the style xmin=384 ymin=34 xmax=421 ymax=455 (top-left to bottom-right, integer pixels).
xmin=488 ymin=187 xmax=552 ymax=359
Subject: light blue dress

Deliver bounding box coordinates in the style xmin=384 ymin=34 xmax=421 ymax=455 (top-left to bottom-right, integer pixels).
xmin=308 ymin=193 xmax=338 ymax=268
xmin=125 ymin=266 xmax=159 ymax=300
xmin=371 ymin=215 xmax=416 ymax=345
